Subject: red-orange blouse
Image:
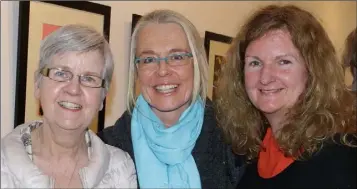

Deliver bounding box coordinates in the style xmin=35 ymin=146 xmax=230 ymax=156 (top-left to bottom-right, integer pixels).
xmin=258 ymin=128 xmax=295 ymax=178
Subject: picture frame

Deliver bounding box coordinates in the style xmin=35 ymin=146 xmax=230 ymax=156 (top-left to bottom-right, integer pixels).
xmin=14 ymin=1 xmax=111 ymax=133
xmin=131 ymin=14 xmax=142 ymax=34
xmin=131 ymin=14 xmax=143 ymax=96
xmin=204 ymin=31 xmax=232 ymax=101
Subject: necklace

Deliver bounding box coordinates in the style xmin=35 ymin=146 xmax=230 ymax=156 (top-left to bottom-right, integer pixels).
xmin=52 ymin=154 xmax=80 ymax=188
xmin=31 ymin=124 xmax=84 ymax=188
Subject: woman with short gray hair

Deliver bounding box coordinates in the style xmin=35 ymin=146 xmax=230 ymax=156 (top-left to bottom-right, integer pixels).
xmin=1 ymin=24 xmax=137 ymax=188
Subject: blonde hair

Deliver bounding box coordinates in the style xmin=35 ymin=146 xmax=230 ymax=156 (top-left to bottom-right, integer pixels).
xmin=126 ymin=9 xmax=208 ymax=113
xmin=215 ymin=5 xmax=356 ymax=161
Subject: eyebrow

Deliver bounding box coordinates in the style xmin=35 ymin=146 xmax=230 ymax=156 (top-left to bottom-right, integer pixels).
xmin=50 ymin=65 xmax=101 ymax=77
xmin=81 ymin=71 xmax=102 ymax=77
xmin=137 ymin=48 xmax=190 ymax=57
xmin=50 ymin=65 xmax=71 ymax=70
xmin=275 ymin=54 xmax=300 ymax=61
xmin=245 ymin=54 xmax=299 ymax=61
xmin=244 ymin=55 xmax=262 ymax=62
xmin=168 ymin=48 xmax=190 ymax=53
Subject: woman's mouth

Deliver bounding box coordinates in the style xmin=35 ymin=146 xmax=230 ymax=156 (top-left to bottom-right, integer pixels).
xmin=155 ymin=84 xmax=178 ymax=94
xmin=58 ymin=101 xmax=82 ymax=110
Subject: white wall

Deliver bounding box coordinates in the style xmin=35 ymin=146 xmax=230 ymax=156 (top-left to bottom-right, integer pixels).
xmin=1 ymin=1 xmax=356 ymax=138
xmin=1 ymin=1 xmax=19 ymax=138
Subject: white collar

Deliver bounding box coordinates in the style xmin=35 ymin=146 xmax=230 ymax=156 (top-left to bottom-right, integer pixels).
xmin=1 ymin=121 xmax=110 ymax=188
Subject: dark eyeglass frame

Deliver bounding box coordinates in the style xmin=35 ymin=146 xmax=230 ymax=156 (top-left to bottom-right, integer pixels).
xmin=40 ymin=67 xmax=105 ymax=88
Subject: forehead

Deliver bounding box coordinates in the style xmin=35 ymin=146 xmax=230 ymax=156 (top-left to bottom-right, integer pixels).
xmin=50 ymin=50 xmax=104 ymax=73
xmin=246 ymin=29 xmax=300 ymax=57
xmin=136 ymin=23 xmax=190 ymax=53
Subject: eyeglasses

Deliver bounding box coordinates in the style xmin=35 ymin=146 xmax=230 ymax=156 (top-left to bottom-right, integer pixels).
xmin=134 ymin=52 xmax=193 ymax=70
xmin=40 ymin=67 xmax=105 ymax=88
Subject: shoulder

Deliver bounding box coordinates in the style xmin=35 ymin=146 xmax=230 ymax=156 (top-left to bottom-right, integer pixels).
xmin=103 ymin=145 xmax=137 ymax=188
xmin=204 ymin=98 xmax=215 ymax=120
xmin=292 ymin=138 xmax=357 ymax=188
xmin=105 ymin=144 xmax=135 ymax=172
xmin=308 ymin=136 xmax=356 ymax=178
xmin=105 ymin=144 xmax=133 ymax=163
xmin=1 ymin=121 xmax=41 ymax=153
xmin=320 ymin=134 xmax=356 ymax=158
xmin=98 ymin=111 xmax=131 ymax=143
xmin=1 ymin=121 xmax=43 ymax=188
xmin=2 ymin=121 xmax=38 ymax=141
xmin=1 ymin=152 xmax=18 ymax=188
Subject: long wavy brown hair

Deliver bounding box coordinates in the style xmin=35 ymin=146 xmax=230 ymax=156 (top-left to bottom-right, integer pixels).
xmin=215 ymin=4 xmax=357 ymax=161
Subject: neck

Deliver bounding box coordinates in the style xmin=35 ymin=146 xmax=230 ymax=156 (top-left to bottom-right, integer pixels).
xmin=153 ymin=109 xmax=181 ymax=128
xmin=152 ymin=103 xmax=189 ymax=128
xmin=264 ymin=111 xmax=287 ymax=136
xmin=31 ymin=122 xmax=87 ymax=160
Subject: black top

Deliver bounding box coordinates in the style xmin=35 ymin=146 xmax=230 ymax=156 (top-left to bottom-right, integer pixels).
xmin=98 ymin=99 xmax=244 ymax=189
xmin=237 ymin=136 xmax=357 ymax=189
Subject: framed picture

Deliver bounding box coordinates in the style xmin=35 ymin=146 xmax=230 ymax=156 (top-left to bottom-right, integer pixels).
xmin=131 ymin=14 xmax=143 ymax=96
xmin=204 ymin=31 xmax=232 ymax=101
xmin=131 ymin=14 xmax=142 ymax=34
xmin=14 ymin=1 xmax=111 ymax=133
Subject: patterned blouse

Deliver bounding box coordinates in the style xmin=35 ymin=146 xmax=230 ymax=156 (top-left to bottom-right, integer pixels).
xmin=19 ymin=121 xmax=92 ymax=161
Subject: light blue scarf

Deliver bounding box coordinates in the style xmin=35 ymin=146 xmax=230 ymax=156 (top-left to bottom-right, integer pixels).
xmin=131 ymin=95 xmax=204 ymax=188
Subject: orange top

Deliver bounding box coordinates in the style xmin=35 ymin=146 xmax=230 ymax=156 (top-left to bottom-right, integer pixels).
xmin=258 ymin=128 xmax=295 ymax=178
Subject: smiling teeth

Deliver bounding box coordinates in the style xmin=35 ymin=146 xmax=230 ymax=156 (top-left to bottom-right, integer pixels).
xmin=260 ymin=89 xmax=283 ymax=93
xmin=155 ymin=85 xmax=178 ymax=91
xmin=58 ymin=101 xmax=82 ymax=110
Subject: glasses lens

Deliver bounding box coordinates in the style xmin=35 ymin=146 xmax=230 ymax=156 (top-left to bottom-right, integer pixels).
xmin=80 ymin=75 xmax=103 ymax=88
xmin=49 ymin=69 xmax=72 ymax=82
xmin=168 ymin=53 xmax=192 ymax=66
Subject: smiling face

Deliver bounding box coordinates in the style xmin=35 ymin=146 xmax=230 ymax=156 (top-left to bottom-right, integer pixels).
xmin=35 ymin=51 xmax=104 ymax=131
xmin=244 ymin=29 xmax=308 ymax=122
xmin=136 ymin=23 xmax=194 ymax=118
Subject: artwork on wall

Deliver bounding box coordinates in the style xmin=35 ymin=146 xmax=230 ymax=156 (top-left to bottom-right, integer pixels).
xmin=15 ymin=1 xmax=111 ymax=133
xmin=131 ymin=14 xmax=142 ymax=34
xmin=204 ymin=31 xmax=232 ymax=101
xmin=131 ymin=14 xmax=143 ymax=96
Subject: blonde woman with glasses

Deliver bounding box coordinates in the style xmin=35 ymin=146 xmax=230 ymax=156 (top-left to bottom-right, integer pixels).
xmin=98 ymin=9 xmax=243 ymax=189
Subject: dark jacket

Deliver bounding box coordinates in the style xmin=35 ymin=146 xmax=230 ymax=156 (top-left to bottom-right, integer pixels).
xmin=237 ymin=135 xmax=357 ymax=189
xmin=98 ymin=99 xmax=244 ymax=189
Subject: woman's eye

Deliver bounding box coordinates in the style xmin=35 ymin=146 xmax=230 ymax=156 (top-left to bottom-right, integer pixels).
xmin=248 ymin=60 xmax=261 ymax=67
xmin=81 ymin=76 xmax=95 ymax=82
xmin=170 ymin=54 xmax=184 ymax=60
xmin=279 ymin=60 xmax=292 ymax=65
xmin=54 ymin=70 xmax=68 ymax=78
xmin=143 ymin=57 xmax=156 ymax=64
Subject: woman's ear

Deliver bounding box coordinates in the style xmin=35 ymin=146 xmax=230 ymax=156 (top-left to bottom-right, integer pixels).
xmin=34 ymin=81 xmax=40 ymax=100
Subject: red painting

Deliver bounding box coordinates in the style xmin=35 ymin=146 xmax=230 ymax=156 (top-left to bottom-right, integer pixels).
xmin=42 ymin=23 xmax=61 ymax=39
xmin=38 ymin=23 xmax=61 ymax=116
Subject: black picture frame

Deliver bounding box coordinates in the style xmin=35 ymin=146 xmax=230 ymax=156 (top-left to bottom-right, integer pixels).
xmin=131 ymin=14 xmax=142 ymax=34
xmin=131 ymin=14 xmax=142 ymax=96
xmin=204 ymin=31 xmax=233 ymax=101
xmin=15 ymin=1 xmax=111 ymax=133
xmin=204 ymin=31 xmax=232 ymax=60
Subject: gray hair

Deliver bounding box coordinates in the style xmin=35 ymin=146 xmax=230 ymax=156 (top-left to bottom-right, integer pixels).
xmin=35 ymin=24 xmax=114 ymax=95
xmin=127 ymin=9 xmax=208 ymax=112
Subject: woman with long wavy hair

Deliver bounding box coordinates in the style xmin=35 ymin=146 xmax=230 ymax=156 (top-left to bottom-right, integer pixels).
xmin=215 ymin=4 xmax=356 ymax=188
